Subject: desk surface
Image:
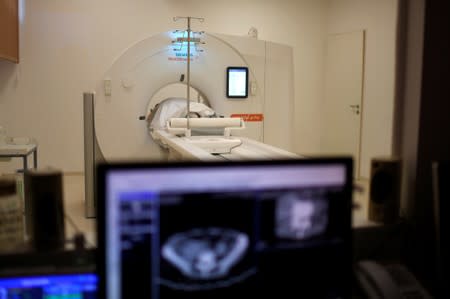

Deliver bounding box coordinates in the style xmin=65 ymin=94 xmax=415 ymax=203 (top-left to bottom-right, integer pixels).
xmin=0 ymin=144 xmax=37 ymax=156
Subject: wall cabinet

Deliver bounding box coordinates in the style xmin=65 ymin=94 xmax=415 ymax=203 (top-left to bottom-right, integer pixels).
xmin=0 ymin=0 xmax=19 ymax=63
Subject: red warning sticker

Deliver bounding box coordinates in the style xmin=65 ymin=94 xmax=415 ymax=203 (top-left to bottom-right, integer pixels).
xmin=230 ymin=114 xmax=264 ymax=122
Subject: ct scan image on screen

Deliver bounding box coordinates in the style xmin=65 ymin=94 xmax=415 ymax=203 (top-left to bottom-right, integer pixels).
xmin=227 ymin=67 xmax=248 ymax=98
xmin=275 ymin=191 xmax=329 ymax=241
xmin=158 ymin=192 xmax=258 ymax=299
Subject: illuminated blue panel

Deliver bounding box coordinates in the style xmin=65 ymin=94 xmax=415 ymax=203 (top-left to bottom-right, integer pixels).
xmin=0 ymin=274 xmax=97 ymax=299
xmin=169 ymin=30 xmax=202 ymax=60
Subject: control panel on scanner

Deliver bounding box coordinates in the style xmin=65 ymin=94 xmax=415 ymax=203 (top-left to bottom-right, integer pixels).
xmin=97 ymin=159 xmax=353 ymax=299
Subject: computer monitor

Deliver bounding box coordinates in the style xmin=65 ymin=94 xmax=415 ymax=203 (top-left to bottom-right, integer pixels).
xmin=0 ymin=250 xmax=97 ymax=299
xmin=97 ymin=159 xmax=353 ymax=299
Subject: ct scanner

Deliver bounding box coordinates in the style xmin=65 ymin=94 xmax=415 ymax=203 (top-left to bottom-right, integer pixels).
xmin=83 ymin=28 xmax=299 ymax=217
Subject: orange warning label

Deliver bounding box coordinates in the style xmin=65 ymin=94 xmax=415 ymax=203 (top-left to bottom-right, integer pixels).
xmin=230 ymin=114 xmax=264 ymax=122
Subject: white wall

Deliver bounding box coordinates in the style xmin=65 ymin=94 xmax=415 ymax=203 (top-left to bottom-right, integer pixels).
xmin=325 ymin=0 xmax=399 ymax=178
xmin=0 ymin=0 xmax=398 ymax=177
xmin=0 ymin=0 xmax=327 ymax=173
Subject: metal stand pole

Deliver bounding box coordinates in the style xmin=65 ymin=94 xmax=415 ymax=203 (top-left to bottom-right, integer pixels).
xmin=187 ymin=17 xmax=191 ymax=131
xmin=173 ymin=16 xmax=204 ymax=135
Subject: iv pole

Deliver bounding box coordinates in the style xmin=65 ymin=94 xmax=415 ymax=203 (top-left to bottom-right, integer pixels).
xmin=173 ymin=16 xmax=204 ymax=133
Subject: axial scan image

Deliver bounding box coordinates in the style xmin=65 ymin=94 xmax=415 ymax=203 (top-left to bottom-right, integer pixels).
xmin=161 ymin=228 xmax=249 ymax=280
xmin=275 ymin=192 xmax=329 ymax=240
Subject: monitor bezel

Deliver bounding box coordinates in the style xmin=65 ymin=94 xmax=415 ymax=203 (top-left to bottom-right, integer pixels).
xmin=96 ymin=158 xmax=353 ymax=299
xmin=0 ymin=249 xmax=96 ymax=279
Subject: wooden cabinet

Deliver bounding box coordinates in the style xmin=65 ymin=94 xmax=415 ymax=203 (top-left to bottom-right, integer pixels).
xmin=0 ymin=0 xmax=19 ymax=63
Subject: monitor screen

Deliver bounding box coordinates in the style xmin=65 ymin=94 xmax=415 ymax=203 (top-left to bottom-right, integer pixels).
xmin=97 ymin=159 xmax=353 ymax=299
xmin=226 ymin=67 xmax=248 ymax=98
xmin=0 ymin=273 xmax=97 ymax=299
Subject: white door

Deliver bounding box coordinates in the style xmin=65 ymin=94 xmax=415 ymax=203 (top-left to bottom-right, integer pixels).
xmin=322 ymin=31 xmax=364 ymax=177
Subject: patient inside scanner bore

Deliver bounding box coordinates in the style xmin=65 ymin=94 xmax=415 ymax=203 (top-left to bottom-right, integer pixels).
xmin=147 ymin=97 xmax=223 ymax=136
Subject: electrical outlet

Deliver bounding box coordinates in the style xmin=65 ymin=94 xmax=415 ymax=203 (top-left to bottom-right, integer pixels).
xmin=104 ymin=78 xmax=112 ymax=96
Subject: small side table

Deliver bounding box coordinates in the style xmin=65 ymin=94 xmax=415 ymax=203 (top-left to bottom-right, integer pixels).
xmin=0 ymin=144 xmax=38 ymax=171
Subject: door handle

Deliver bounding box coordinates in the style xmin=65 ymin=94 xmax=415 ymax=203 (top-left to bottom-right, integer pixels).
xmin=349 ymin=104 xmax=360 ymax=115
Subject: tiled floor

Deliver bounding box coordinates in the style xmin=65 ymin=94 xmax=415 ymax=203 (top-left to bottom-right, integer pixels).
xmin=61 ymin=174 xmax=376 ymax=250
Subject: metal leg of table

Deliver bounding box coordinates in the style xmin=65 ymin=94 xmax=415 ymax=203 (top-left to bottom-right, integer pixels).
xmin=23 ymin=155 xmax=28 ymax=171
xmin=33 ymin=148 xmax=38 ymax=168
